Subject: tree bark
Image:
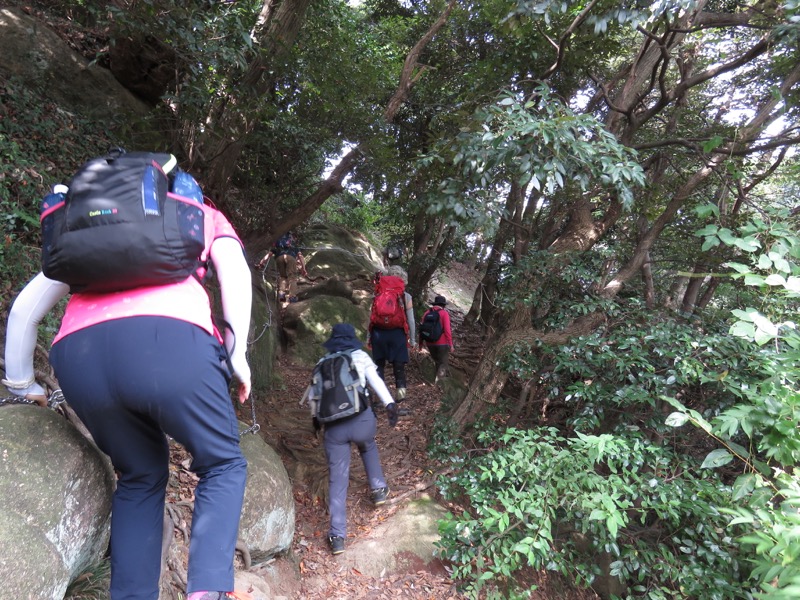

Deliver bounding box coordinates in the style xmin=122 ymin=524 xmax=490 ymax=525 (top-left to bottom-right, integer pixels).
xmin=452 ymin=311 xmax=606 ymax=428
xmin=464 ymin=181 xmax=522 ymax=326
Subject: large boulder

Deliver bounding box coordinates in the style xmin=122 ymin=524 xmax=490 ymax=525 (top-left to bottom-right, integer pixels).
xmin=239 ymin=424 xmax=295 ymax=558
xmin=302 ymin=223 xmax=383 ymax=270
xmin=300 ymin=496 xmax=450 ymax=596
xmin=0 ymin=405 xmax=114 ymax=599
xmin=0 ymin=8 xmax=150 ymax=121
xmin=347 ymin=496 xmax=449 ymax=578
xmin=274 ymin=223 xmax=385 ymax=366
xmin=281 ymin=295 xmax=371 ymax=366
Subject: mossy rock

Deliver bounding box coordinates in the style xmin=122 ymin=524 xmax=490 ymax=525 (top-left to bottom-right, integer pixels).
xmin=302 ymin=223 xmax=383 ymax=269
xmin=281 ymin=295 xmax=371 ymax=367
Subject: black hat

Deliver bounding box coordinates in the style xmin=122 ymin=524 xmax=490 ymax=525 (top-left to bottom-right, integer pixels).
xmin=322 ymin=323 xmax=363 ymax=352
xmin=433 ymin=295 xmax=447 ymax=307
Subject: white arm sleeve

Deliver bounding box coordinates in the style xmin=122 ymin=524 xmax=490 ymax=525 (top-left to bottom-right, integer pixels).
xmin=405 ymin=292 xmax=416 ymax=345
xmin=210 ymin=237 xmax=253 ymax=389
xmin=364 ymin=362 xmax=395 ymax=407
xmin=3 ymin=273 xmax=69 ymax=397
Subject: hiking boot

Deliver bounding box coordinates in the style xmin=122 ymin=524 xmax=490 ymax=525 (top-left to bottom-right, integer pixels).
xmin=396 ymin=387 xmax=407 ymax=401
xmin=328 ymin=535 xmax=345 ymax=555
xmin=371 ymin=486 xmax=390 ymax=506
xmin=289 ymin=296 xmax=299 ymax=303
xmin=278 ymin=293 xmax=286 ymax=302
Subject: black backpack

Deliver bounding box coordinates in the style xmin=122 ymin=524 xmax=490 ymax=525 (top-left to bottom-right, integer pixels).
xmin=419 ymin=308 xmax=444 ymax=343
xmin=40 ymin=150 xmax=208 ymax=293
xmin=274 ymin=232 xmax=297 ymax=256
xmin=386 ymin=243 xmax=403 ymax=260
xmin=310 ymin=350 xmax=366 ymax=423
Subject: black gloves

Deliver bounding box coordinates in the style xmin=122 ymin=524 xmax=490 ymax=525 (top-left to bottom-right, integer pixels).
xmin=312 ymin=417 xmax=321 ymax=435
xmin=386 ymin=402 xmax=398 ymax=428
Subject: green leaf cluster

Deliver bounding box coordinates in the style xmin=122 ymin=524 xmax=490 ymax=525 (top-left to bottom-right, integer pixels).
xmin=0 ymin=77 xmax=118 ymax=315
xmin=434 ymin=426 xmax=747 ymax=599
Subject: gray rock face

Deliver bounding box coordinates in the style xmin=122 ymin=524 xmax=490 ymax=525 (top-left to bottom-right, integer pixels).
xmin=0 ymin=406 xmax=115 ymax=599
xmin=0 ymin=7 xmax=149 ymax=120
xmin=239 ymin=426 xmax=296 ymax=558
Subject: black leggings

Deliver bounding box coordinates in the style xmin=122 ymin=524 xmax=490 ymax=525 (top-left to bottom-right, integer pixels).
xmin=374 ymin=359 xmax=407 ymax=390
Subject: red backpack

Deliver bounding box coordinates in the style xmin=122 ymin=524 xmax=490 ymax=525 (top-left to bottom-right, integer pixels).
xmin=370 ymin=275 xmax=408 ymax=331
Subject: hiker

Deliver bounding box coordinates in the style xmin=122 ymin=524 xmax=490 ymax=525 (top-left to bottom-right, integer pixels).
xmin=3 ymin=166 xmax=253 ymax=600
xmin=368 ymin=265 xmax=416 ymax=406
xmin=419 ymin=295 xmax=454 ymax=382
xmin=306 ymin=323 xmax=399 ymax=555
xmin=257 ymin=230 xmax=308 ymax=303
xmin=382 ymin=240 xmax=404 ymax=267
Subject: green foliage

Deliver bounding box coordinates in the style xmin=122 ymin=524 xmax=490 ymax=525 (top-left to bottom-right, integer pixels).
xmin=437 ymin=255 xmax=797 ymax=597
xmin=422 ymin=84 xmax=645 ymax=227
xmin=502 ymin=303 xmax=765 ymax=432
xmin=495 ymin=249 xmax=620 ymax=324
xmin=507 ymin=0 xmax=698 ymax=34
xmin=434 ymin=426 xmax=748 ymax=599
xmin=314 ymin=190 xmax=389 ymax=233
xmin=0 ymin=77 xmax=115 ymax=311
xmin=661 ymin=209 xmax=800 ymax=597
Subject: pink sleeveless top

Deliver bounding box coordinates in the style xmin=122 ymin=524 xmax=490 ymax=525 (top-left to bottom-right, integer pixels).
xmin=53 ymin=207 xmax=241 ymax=345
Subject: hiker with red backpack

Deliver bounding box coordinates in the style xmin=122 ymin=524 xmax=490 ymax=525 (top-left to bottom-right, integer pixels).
xmin=3 ymin=152 xmax=253 ymax=600
xmin=368 ymin=265 xmax=417 ymax=408
xmin=419 ymin=295 xmax=454 ymax=382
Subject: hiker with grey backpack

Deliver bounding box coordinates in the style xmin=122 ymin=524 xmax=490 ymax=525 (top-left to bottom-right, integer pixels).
xmin=303 ymin=323 xmax=399 ymax=555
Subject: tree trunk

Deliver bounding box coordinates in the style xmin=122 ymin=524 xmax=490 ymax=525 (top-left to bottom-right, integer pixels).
xmin=452 ymin=311 xmax=606 ymax=429
xmin=202 ymin=0 xmax=313 ymax=198
xmin=680 ymin=265 xmax=708 ymax=316
xmin=452 ymin=6 xmax=800 ymax=432
xmin=464 ymin=182 xmax=522 ymax=326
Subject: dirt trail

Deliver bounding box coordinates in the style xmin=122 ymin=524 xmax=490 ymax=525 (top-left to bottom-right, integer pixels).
xmin=240 ymin=265 xmax=597 ymax=599
xmin=246 ymin=328 xmax=460 ymax=598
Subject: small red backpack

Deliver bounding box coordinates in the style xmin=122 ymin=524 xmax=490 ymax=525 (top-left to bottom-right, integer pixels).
xmin=370 ymin=275 xmax=407 ymax=331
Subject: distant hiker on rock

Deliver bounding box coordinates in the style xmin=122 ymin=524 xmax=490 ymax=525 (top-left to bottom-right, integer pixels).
xmin=304 ymin=323 xmax=399 ymax=555
xmin=368 ymin=265 xmax=416 ymax=409
xmin=419 ymin=295 xmax=454 ymax=382
xmin=257 ymin=230 xmax=308 ymax=303
xmin=382 ymin=239 xmax=404 ymax=268
xmin=3 ymin=152 xmax=253 ymax=600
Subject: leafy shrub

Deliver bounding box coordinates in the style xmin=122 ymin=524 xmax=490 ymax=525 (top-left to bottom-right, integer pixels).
xmin=434 ymin=426 xmax=750 ymax=599
xmin=314 ymin=189 xmax=389 ymax=233
xmin=665 ymin=208 xmax=800 ymax=598
xmin=433 ymin=301 xmax=789 ymax=598
xmin=0 ymin=77 xmax=122 ymax=313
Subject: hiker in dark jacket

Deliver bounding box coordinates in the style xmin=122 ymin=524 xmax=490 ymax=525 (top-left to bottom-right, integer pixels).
xmin=305 ymin=323 xmax=399 ymax=556
xmin=419 ymin=295 xmax=454 ymax=382
xmin=257 ymin=230 xmax=308 ymax=302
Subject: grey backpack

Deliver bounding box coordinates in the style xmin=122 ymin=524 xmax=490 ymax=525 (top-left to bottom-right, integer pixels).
xmin=310 ymin=350 xmax=366 ymax=423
